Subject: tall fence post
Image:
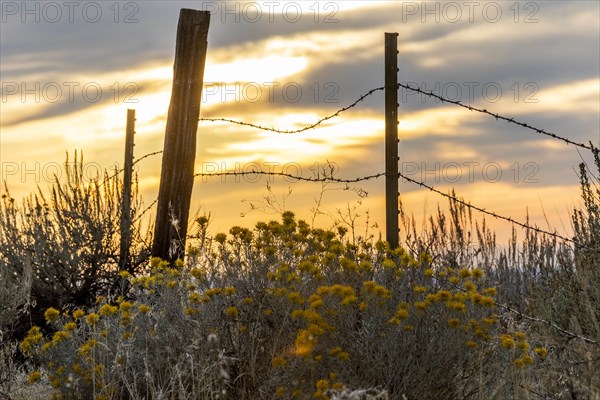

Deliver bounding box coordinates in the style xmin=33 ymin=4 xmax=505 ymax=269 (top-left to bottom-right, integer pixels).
xmin=385 ymin=32 xmax=400 ymax=249
xmin=119 ymin=109 xmax=135 ymax=271
xmin=152 ymin=9 xmax=211 ymax=262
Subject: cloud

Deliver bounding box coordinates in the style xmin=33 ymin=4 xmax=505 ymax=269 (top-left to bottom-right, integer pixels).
xmin=1 ymin=1 xmax=598 ymax=241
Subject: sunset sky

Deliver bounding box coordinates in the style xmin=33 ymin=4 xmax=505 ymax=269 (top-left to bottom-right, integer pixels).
xmin=1 ymin=1 xmax=599 ymax=243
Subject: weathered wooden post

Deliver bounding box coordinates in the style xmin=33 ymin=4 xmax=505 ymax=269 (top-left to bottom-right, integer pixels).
xmin=152 ymin=9 xmax=210 ymax=262
xmin=119 ymin=108 xmax=135 ymax=270
xmin=385 ymin=32 xmax=400 ymax=249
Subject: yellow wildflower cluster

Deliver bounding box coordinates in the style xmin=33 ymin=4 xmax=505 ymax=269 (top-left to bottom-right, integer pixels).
xmin=534 ymin=347 xmax=548 ymax=358
xmin=77 ymin=338 xmax=98 ymax=356
xmin=99 ymin=304 xmax=118 ymax=316
xmin=309 ymin=294 xmax=324 ymax=309
xmin=225 ymin=306 xmax=239 ymax=318
xmin=272 ymin=356 xmax=287 ymax=368
xmin=382 ymin=258 xmax=397 ymax=270
xmin=314 ymin=379 xmax=330 ymax=400
xmin=138 ymin=304 xmax=151 ymax=314
xmin=20 ymin=326 xmax=44 ymax=355
xmin=298 ymin=260 xmax=321 ymax=277
xmin=513 ymin=355 xmax=534 ymax=368
xmin=362 ymin=280 xmax=391 ymax=299
xmin=288 ymin=291 xmax=304 ymax=305
xmin=328 ymin=346 xmax=350 ymax=361
xmin=27 ymin=370 xmax=42 ymax=383
xmin=86 ymin=313 xmax=99 ymax=326
xmin=497 ymin=331 xmax=547 ymax=368
xmin=242 ymin=297 xmax=254 ymax=305
xmin=295 ymin=329 xmax=317 ymax=357
xmin=44 ymin=307 xmax=60 ymax=323
xmin=389 ymin=302 xmax=410 ymax=325
xmin=51 ymin=331 xmax=69 ymax=344
xmin=339 ymin=257 xmax=359 ymax=274
xmin=315 ymin=284 xmax=358 ymax=306
xmin=413 ymin=285 xmax=427 ymax=294
xmin=267 ymin=264 xmax=290 ymax=282
xmin=447 ymin=318 xmax=461 ymax=328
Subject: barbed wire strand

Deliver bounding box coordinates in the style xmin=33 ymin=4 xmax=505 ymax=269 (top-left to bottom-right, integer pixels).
xmin=398 ymin=83 xmax=594 ymax=151
xmin=199 ymin=86 xmax=385 ymax=134
xmin=88 ymin=152 xmax=163 ymax=222
xmin=93 ymin=150 xmax=164 ymax=193
xmin=132 ymin=198 xmax=158 ymax=224
xmin=199 ymin=83 xmax=594 ymax=152
xmin=194 ymin=170 xmax=385 ymax=183
xmin=133 ymin=151 xmax=163 ymax=166
xmin=396 ymin=170 xmax=580 ymax=247
xmin=495 ymin=300 xmax=599 ymax=346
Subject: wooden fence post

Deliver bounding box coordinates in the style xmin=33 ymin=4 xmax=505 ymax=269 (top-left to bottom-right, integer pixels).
xmin=385 ymin=32 xmax=400 ymax=249
xmin=152 ymin=9 xmax=211 ymax=262
xmin=119 ymin=108 xmax=135 ymax=271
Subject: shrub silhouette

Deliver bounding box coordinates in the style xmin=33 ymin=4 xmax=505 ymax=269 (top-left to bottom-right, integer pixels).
xmin=0 ymin=152 xmax=151 ymax=343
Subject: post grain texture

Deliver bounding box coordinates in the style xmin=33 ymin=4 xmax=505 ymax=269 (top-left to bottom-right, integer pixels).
xmin=152 ymin=9 xmax=210 ymax=262
xmin=384 ymin=32 xmax=399 ymax=249
xmin=119 ymin=109 xmax=135 ymax=270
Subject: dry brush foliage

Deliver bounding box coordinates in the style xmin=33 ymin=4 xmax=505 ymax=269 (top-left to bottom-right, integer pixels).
xmin=1 ymin=152 xmax=599 ymax=399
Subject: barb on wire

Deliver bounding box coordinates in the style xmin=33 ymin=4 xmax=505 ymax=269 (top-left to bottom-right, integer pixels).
xmin=133 ymin=151 xmax=163 ymax=167
xmin=92 ymin=150 xmax=164 ymax=193
xmin=399 ymin=83 xmax=594 ymax=151
xmin=199 ymin=86 xmax=385 ymax=134
xmin=194 ymin=170 xmax=386 ymax=183
xmin=132 ymin=197 xmax=158 ymax=224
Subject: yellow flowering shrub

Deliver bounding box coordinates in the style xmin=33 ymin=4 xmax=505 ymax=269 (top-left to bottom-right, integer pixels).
xmin=17 ymin=211 xmax=547 ymax=399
